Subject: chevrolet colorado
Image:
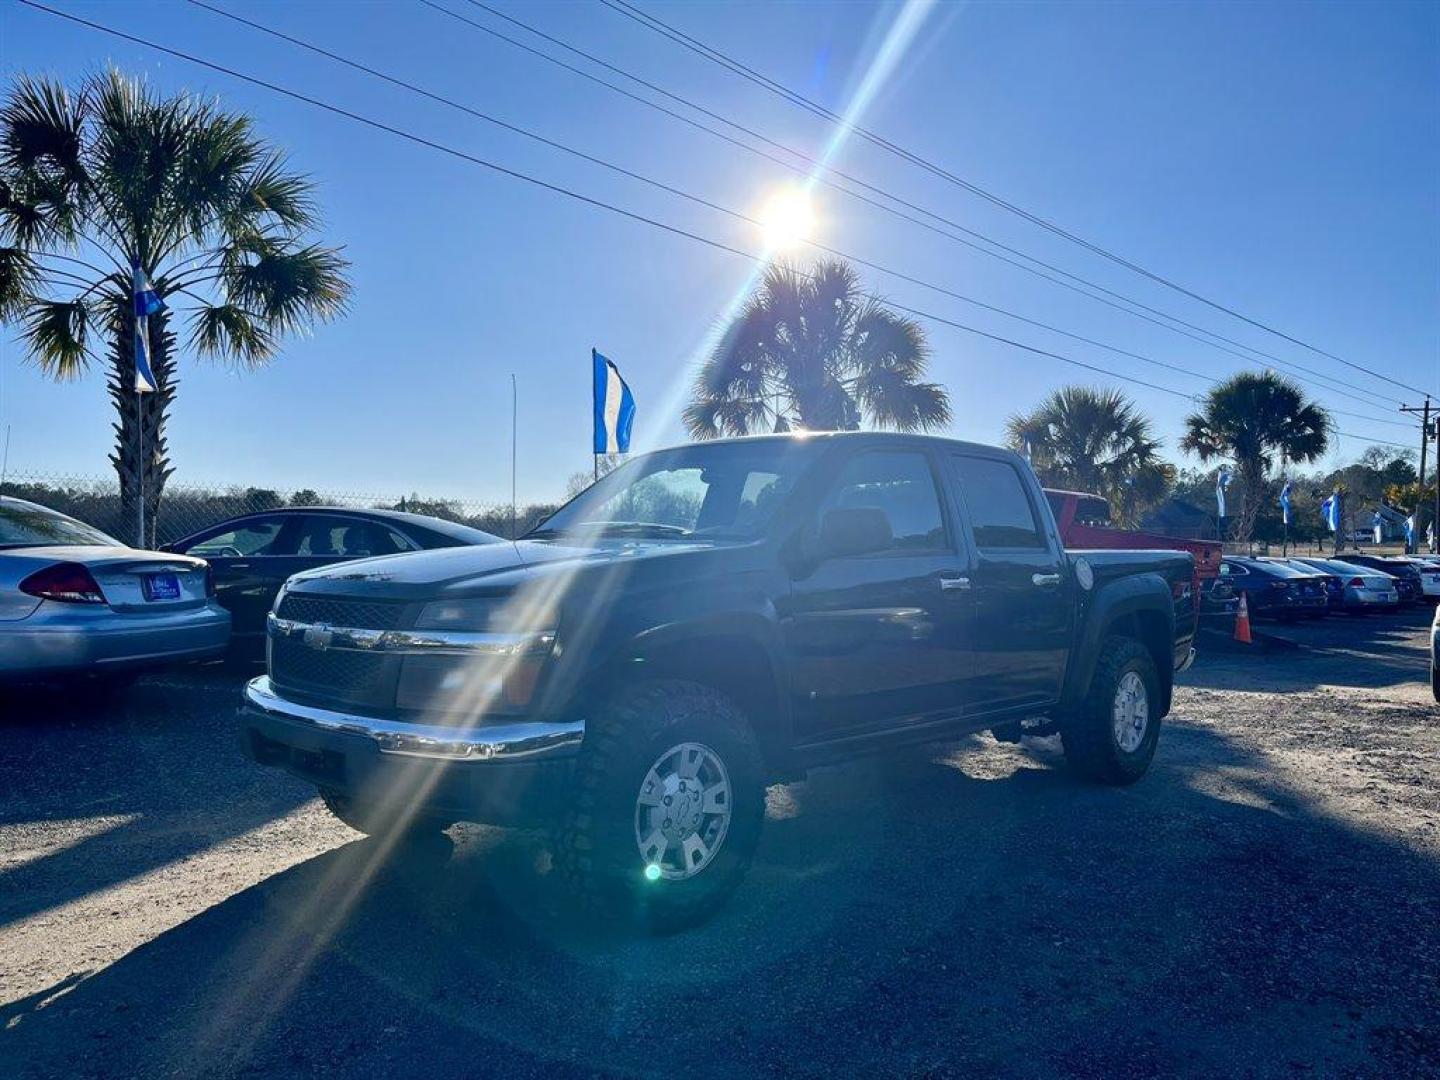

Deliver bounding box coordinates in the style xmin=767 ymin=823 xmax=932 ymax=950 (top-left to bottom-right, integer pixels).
xmin=241 ymin=433 xmax=1195 ymax=929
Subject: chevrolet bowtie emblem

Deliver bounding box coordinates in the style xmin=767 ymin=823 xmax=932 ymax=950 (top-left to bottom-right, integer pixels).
xmin=303 ymin=624 xmax=334 ymax=650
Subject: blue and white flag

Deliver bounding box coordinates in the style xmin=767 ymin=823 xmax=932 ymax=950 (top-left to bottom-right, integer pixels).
xmin=1215 ymin=467 xmax=1232 ymax=519
xmin=132 ymin=258 xmax=164 ymax=394
xmin=592 ymin=349 xmax=636 ymax=455
xmin=1405 ymin=513 xmax=1416 ymax=547
xmin=1279 ymin=479 xmax=1292 ymax=525
xmin=1320 ymin=493 xmax=1341 ymax=533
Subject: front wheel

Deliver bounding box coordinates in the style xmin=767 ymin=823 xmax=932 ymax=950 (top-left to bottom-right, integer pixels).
xmin=553 ymin=680 xmax=766 ymax=932
xmin=1432 ymin=661 xmax=1439 ymax=705
xmin=1062 ymin=637 xmax=1162 ymax=785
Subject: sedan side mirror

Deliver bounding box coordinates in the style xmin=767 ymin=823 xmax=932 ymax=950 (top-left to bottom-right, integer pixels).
xmin=817 ymin=507 xmax=893 ymax=559
xmin=156 ymin=542 xmax=177 ymax=554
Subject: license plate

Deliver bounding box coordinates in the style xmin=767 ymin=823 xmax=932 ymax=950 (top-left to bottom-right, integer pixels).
xmin=143 ymin=572 xmax=181 ymax=601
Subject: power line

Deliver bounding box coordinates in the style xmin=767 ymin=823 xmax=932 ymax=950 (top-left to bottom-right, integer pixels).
xmin=597 ymin=0 xmax=1435 ymax=400
xmin=433 ymin=0 xmax=1403 ymax=412
xmin=18 ymin=0 xmax=1416 ymax=456
xmin=182 ymin=0 xmax=1416 ymax=433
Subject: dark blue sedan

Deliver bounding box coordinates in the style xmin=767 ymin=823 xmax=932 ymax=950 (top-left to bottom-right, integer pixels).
xmin=164 ymin=508 xmax=501 ymax=650
xmin=1220 ymin=557 xmax=1329 ymax=619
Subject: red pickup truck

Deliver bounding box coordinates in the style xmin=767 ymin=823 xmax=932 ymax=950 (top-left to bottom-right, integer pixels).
xmin=1044 ymin=489 xmax=1232 ymax=611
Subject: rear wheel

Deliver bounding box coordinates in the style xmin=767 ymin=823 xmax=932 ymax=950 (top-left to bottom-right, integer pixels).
xmin=1432 ymin=661 xmax=1439 ymax=705
xmin=553 ymin=680 xmax=766 ymax=932
xmin=1062 ymin=637 xmax=1161 ymax=785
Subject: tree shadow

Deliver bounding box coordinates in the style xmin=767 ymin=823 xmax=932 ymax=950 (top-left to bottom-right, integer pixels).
xmin=1182 ymin=605 xmax=1433 ymax=692
xmin=0 ymin=668 xmax=314 ymax=930
xmin=3 ymin=720 xmax=1436 ymax=1078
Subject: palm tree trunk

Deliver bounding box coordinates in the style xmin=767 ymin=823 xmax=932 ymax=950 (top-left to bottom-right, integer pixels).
xmin=107 ymin=311 xmax=176 ymax=547
xmin=1235 ymin=455 xmax=1265 ymax=548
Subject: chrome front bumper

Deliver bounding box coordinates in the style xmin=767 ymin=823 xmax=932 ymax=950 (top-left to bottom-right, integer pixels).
xmin=240 ymin=676 xmax=584 ymax=762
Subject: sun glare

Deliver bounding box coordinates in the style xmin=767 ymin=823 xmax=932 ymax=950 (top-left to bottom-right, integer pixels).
xmin=758 ymin=187 xmax=816 ymax=252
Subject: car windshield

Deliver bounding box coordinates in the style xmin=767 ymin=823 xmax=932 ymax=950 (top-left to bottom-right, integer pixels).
xmin=530 ymin=441 xmax=816 ymax=541
xmin=0 ymin=501 xmax=119 ymax=548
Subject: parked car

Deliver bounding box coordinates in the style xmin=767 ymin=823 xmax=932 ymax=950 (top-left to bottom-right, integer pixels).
xmin=1329 ymin=554 xmax=1425 ymax=606
xmin=164 ymin=508 xmax=501 ymax=650
xmin=1282 ymin=557 xmax=1400 ymax=612
xmin=1220 ymin=557 xmax=1329 ymax=619
xmin=241 ymin=432 xmax=1196 ymax=929
xmin=1263 ymin=557 xmax=1345 ymax=609
xmin=1432 ymin=603 xmax=1440 ymax=703
xmin=1393 ymin=557 xmax=1440 ymax=601
xmin=0 ymin=496 xmax=229 ymax=692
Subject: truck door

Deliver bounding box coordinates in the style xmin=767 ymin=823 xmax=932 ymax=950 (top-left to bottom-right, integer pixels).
xmin=781 ymin=447 xmax=973 ymax=742
xmin=946 ymin=453 xmax=1072 ymax=712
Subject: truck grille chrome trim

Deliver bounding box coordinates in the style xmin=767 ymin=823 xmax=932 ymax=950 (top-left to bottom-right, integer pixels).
xmin=242 ymin=676 xmax=583 ymax=761
xmin=268 ymin=614 xmax=554 ymax=656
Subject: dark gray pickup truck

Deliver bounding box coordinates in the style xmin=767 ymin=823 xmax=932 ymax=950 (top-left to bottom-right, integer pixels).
xmin=241 ymin=433 xmax=1195 ymax=928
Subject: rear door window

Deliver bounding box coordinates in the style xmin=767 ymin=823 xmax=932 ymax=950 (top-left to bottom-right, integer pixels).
xmin=296 ymin=517 xmax=414 ymax=558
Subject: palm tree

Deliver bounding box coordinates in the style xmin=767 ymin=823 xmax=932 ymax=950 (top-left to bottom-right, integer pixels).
xmin=683 ymin=259 xmax=950 ymax=438
xmin=1180 ymin=371 xmax=1330 ymax=543
xmin=1005 ymin=386 xmax=1172 ymax=526
xmin=0 ymin=71 xmax=350 ymax=544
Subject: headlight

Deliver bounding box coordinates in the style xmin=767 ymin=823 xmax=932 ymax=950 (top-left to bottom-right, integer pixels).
xmin=415 ymin=596 xmax=556 ymax=636
xmin=400 ymin=596 xmax=558 ymax=716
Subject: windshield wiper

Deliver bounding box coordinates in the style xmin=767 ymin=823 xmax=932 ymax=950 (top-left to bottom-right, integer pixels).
xmin=525 ymin=522 xmax=692 ymax=541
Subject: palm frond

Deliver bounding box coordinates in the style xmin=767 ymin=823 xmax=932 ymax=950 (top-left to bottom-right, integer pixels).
xmin=219 ymin=237 xmax=350 ymax=334
xmin=21 ymin=295 xmax=93 ymax=378
xmin=188 ymin=301 xmax=278 ymax=366
xmin=0 ymin=245 xmax=41 ymax=320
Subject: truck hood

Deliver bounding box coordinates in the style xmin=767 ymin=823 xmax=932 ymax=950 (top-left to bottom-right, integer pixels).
xmin=285 ymin=538 xmax=723 ymax=599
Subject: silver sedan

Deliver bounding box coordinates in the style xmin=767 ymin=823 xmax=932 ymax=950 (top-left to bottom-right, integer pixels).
xmin=0 ymin=497 xmax=230 ymax=690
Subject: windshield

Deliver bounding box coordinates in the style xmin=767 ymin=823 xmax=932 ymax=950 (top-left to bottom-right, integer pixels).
xmin=0 ymin=501 xmax=119 ymax=548
xmin=531 ymin=441 xmax=816 ymax=541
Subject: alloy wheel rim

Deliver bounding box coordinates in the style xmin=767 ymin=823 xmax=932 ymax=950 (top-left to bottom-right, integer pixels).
xmin=633 ymin=742 xmax=732 ymax=881
xmin=1111 ymin=671 xmax=1150 ymax=754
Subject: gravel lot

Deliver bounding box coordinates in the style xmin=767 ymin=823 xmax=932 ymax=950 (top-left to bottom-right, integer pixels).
xmin=2 ymin=608 xmax=1437 ymax=1078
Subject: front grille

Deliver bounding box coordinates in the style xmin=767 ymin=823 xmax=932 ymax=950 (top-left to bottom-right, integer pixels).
xmin=276 ymin=594 xmax=410 ymax=630
xmin=270 ymin=636 xmax=398 ymax=711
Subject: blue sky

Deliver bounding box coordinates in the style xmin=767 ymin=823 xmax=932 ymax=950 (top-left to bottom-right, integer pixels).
xmin=2 ymin=0 xmax=1437 ymax=505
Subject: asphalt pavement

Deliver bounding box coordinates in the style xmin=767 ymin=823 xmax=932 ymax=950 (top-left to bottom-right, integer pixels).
xmin=1 ymin=606 xmax=1437 ymax=1078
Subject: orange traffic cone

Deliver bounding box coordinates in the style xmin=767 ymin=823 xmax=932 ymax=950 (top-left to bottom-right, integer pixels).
xmin=1234 ymin=592 xmax=1252 ymax=644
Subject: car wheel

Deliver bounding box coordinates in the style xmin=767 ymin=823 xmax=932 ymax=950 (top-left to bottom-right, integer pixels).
xmin=553 ymin=680 xmax=766 ymax=933
xmin=1432 ymin=662 xmax=1440 ymax=705
xmin=318 ymin=787 xmax=453 ymax=840
xmin=1062 ymin=636 xmax=1161 ymax=786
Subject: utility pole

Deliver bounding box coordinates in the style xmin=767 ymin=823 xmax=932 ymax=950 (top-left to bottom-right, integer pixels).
xmin=1399 ymin=397 xmax=1433 ymax=554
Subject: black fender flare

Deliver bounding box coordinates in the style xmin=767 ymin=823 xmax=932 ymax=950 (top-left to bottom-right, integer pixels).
xmin=1061 ymin=573 xmax=1177 ymax=713
xmin=567 ymin=604 xmax=798 ymax=777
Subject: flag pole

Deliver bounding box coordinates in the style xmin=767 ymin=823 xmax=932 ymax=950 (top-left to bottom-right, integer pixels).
xmin=137 ymin=385 xmax=145 ymax=547
xmin=510 ymin=373 xmax=517 ymax=539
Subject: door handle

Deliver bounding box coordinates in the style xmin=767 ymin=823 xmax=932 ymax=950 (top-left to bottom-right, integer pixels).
xmin=228 ymin=562 xmax=250 ymax=570
xmin=939 ymin=576 xmax=971 ymax=591
xmin=1032 ymin=572 xmax=1062 ymax=587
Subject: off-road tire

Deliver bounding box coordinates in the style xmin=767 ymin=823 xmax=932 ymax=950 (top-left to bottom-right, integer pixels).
xmin=318 ymin=787 xmax=452 ymax=839
xmin=1062 ymin=636 xmax=1161 ymax=786
xmin=553 ymin=680 xmax=766 ymax=933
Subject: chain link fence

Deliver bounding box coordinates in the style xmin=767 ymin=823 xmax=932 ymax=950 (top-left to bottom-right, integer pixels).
xmin=0 ymin=473 xmax=563 ymax=543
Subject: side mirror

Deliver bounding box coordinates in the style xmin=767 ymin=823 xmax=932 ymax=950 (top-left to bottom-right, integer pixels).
xmin=156 ymin=542 xmax=177 ymax=554
xmin=817 ymin=507 xmax=893 ymax=559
